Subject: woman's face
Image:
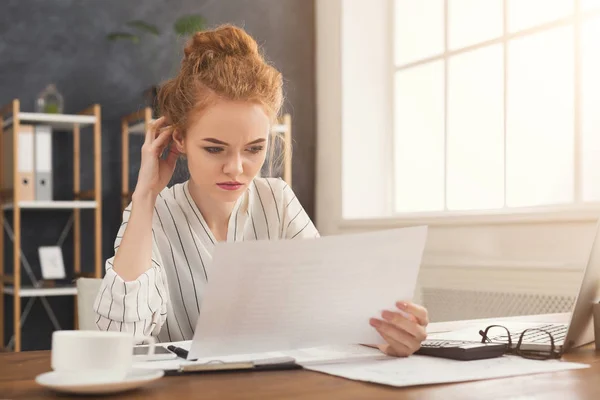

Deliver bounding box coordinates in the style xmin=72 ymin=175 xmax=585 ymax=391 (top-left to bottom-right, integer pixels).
xmin=173 ymin=100 xmax=270 ymax=203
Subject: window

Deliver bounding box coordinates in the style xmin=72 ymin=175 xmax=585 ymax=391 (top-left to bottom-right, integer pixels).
xmin=393 ymin=0 xmax=600 ymax=214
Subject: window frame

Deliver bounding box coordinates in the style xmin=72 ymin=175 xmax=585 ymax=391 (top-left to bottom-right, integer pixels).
xmin=390 ymin=0 xmax=600 ymax=218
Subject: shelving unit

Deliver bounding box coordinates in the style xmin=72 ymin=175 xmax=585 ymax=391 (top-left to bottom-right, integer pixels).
xmin=0 ymin=99 xmax=103 ymax=352
xmin=120 ymin=108 xmax=293 ymax=210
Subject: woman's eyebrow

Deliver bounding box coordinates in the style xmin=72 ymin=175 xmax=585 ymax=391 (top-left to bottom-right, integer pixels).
xmin=202 ymin=138 xmax=267 ymax=145
xmin=202 ymin=138 xmax=228 ymax=145
xmin=246 ymin=138 xmax=266 ymax=145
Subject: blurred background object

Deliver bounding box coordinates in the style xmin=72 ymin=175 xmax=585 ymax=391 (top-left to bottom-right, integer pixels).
xmin=35 ymin=84 xmax=64 ymax=114
xmin=0 ymin=0 xmax=315 ymax=351
xmin=106 ymin=14 xmax=207 ymax=115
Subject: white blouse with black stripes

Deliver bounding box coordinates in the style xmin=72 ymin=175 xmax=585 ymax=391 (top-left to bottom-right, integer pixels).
xmin=93 ymin=177 xmax=319 ymax=342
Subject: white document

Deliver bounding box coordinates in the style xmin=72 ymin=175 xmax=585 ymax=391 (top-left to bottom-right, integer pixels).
xmin=187 ymin=226 xmax=427 ymax=360
xmin=134 ymin=343 xmax=388 ymax=371
xmin=283 ymin=344 xmax=388 ymax=365
xmin=305 ymin=355 xmax=589 ymax=387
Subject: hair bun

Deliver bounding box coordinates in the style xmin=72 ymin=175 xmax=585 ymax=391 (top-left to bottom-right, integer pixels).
xmin=158 ymin=23 xmax=283 ymax=133
xmin=184 ymin=24 xmax=259 ymax=64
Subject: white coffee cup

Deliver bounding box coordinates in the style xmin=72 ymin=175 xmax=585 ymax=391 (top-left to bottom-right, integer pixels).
xmin=51 ymin=330 xmax=156 ymax=383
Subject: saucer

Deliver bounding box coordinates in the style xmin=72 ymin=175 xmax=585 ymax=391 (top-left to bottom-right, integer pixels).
xmin=35 ymin=368 xmax=164 ymax=395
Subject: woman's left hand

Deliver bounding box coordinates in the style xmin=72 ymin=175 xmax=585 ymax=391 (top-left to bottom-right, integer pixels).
xmin=369 ymin=301 xmax=429 ymax=357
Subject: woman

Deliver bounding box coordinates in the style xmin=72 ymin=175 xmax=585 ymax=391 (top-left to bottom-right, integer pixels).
xmin=93 ymin=24 xmax=428 ymax=357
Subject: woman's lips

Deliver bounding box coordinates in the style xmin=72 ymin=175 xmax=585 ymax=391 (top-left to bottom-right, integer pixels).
xmin=217 ymin=182 xmax=243 ymax=191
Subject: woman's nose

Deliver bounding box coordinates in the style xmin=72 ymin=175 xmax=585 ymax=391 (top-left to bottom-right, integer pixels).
xmin=223 ymin=153 xmax=243 ymax=176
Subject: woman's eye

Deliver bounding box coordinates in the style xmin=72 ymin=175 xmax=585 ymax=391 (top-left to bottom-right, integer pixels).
xmin=204 ymin=147 xmax=223 ymax=154
xmin=247 ymin=146 xmax=264 ymax=154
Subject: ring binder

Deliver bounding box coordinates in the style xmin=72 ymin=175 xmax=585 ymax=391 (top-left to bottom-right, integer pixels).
xmin=34 ymin=125 xmax=53 ymax=201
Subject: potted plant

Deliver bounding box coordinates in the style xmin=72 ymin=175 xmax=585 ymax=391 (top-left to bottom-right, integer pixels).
xmin=107 ymin=15 xmax=207 ymax=116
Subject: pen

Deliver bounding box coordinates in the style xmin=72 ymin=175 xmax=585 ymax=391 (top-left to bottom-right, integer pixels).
xmin=167 ymin=345 xmax=190 ymax=359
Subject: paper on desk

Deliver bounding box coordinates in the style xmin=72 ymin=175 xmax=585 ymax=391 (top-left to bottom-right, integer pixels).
xmin=304 ymin=355 xmax=589 ymax=387
xmin=187 ymin=226 xmax=427 ymax=360
xmin=134 ymin=344 xmax=389 ymax=371
xmin=284 ymin=344 xmax=389 ymax=365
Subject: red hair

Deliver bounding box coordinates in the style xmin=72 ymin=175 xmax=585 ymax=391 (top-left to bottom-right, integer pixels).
xmin=157 ymin=24 xmax=284 ymax=133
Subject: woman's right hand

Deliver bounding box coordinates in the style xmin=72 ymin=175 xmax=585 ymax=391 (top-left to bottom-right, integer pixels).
xmin=133 ymin=116 xmax=180 ymax=200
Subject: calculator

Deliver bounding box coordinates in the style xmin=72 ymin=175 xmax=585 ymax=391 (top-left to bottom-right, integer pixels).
xmin=416 ymin=340 xmax=507 ymax=361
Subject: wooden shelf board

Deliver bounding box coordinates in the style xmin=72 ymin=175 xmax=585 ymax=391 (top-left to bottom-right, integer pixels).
xmin=3 ymin=113 xmax=97 ymax=130
xmin=3 ymin=285 xmax=77 ymax=297
xmin=128 ymin=120 xmax=148 ymax=134
xmin=2 ymin=200 xmax=98 ymax=210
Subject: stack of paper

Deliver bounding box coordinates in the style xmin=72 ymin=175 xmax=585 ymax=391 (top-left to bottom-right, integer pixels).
xmin=134 ymin=343 xmax=388 ymax=371
xmin=136 ymin=342 xmax=589 ymax=388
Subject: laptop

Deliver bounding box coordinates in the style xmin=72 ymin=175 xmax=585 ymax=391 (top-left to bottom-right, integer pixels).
xmin=429 ymin=219 xmax=600 ymax=355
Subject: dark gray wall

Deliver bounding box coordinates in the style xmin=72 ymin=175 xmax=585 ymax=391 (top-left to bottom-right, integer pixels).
xmin=0 ymin=0 xmax=315 ymax=350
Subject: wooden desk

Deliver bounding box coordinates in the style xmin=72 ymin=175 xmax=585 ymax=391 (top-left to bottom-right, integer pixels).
xmin=1 ymin=348 xmax=599 ymax=399
xmin=2 ymin=314 xmax=599 ymax=399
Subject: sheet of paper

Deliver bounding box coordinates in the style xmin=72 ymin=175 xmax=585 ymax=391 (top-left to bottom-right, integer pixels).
xmin=187 ymin=226 xmax=427 ymax=360
xmin=134 ymin=344 xmax=388 ymax=371
xmin=305 ymin=355 xmax=589 ymax=387
xmin=283 ymin=344 xmax=388 ymax=365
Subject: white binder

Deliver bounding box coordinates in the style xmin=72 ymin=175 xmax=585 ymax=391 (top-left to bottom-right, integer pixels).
xmin=34 ymin=125 xmax=53 ymax=201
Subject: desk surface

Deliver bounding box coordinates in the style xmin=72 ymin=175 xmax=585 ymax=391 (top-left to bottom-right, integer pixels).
xmin=2 ymin=315 xmax=600 ymax=400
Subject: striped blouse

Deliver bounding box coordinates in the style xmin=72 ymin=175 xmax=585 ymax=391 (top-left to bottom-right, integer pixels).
xmin=93 ymin=177 xmax=319 ymax=342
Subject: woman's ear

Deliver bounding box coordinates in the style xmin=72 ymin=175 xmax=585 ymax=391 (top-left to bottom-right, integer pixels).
xmin=172 ymin=129 xmax=186 ymax=154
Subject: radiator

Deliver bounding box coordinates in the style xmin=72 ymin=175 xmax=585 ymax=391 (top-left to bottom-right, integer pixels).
xmin=419 ymin=288 xmax=576 ymax=323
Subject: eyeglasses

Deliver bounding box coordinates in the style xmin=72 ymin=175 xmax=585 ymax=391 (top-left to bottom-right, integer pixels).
xmin=479 ymin=324 xmax=562 ymax=360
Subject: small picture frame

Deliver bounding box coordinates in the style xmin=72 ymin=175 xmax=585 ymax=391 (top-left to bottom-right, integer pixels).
xmin=38 ymin=246 xmax=66 ymax=280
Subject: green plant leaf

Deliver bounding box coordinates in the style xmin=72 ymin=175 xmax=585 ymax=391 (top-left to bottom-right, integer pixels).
xmin=106 ymin=32 xmax=140 ymax=43
xmin=126 ymin=20 xmax=160 ymax=35
xmin=174 ymin=15 xmax=206 ymax=36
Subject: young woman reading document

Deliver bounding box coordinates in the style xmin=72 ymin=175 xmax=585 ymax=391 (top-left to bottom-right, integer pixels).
xmin=93 ymin=24 xmax=428 ymax=358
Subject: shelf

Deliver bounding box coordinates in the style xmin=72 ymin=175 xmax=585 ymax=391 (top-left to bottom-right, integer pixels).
xmin=271 ymin=124 xmax=287 ymax=134
xmin=0 ymin=101 xmax=103 ymax=352
xmin=2 ymin=200 xmax=98 ymax=210
xmin=3 ymin=285 xmax=77 ymax=297
xmin=2 ymin=112 xmax=97 ymax=130
xmin=129 ymin=120 xmax=148 ymax=134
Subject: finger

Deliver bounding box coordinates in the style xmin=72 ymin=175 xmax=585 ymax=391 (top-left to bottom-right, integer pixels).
xmin=165 ymin=146 xmax=180 ymax=170
xmin=370 ymin=318 xmax=421 ymax=351
xmin=381 ymin=310 xmax=427 ymax=341
xmin=376 ymin=330 xmax=413 ymax=357
xmin=389 ymin=308 xmax=418 ymax=324
xmin=145 ymin=116 xmax=165 ymax=145
xmin=152 ymin=126 xmax=174 ymax=152
xmin=377 ymin=343 xmax=400 ymax=357
xmin=396 ymin=301 xmax=429 ymax=327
